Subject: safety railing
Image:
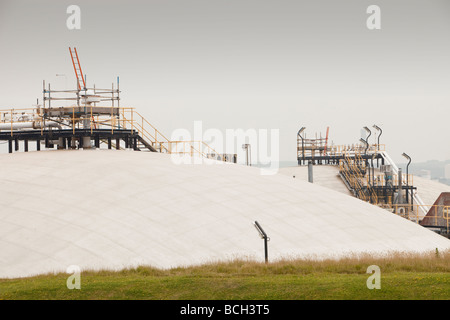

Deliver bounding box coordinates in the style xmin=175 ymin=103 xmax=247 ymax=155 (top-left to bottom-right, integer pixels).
xmin=297 ymin=141 xmax=386 ymax=161
xmin=0 ymin=106 xmax=226 ymax=161
xmin=339 ymin=158 xmax=369 ymax=202
xmin=327 ymin=144 xmax=385 ymax=157
xmin=339 ymin=153 xmax=379 ymax=204
xmin=389 ymin=204 xmax=450 ymax=233
xmin=0 ymin=108 xmax=45 ymax=136
xmin=370 ymin=173 xmax=414 ymax=188
xmin=117 ymin=110 xmax=223 ymax=158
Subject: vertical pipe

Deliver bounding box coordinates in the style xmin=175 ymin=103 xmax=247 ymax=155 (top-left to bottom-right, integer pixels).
xmin=36 ymin=138 xmax=40 ymax=151
xmin=8 ymin=139 xmax=12 ymax=153
xmin=398 ymin=168 xmax=403 ymax=204
xmin=10 ymin=109 xmax=13 ymax=137
xmin=308 ymin=161 xmax=313 ymax=183
xmin=405 ymin=176 xmax=409 ymax=204
xmin=111 ymin=106 xmax=114 ymax=134
xmin=82 ymin=136 xmax=91 ymax=149
xmin=302 ymin=138 xmax=305 ymax=165
xmin=372 ymin=158 xmax=375 ymax=202
xmin=264 ymin=237 xmax=268 ymax=264
xmin=245 ymin=146 xmax=248 ymax=166
xmin=116 ymin=138 xmax=120 ymax=150
xmin=76 ymin=85 xmax=80 ymax=107
xmin=108 ymin=137 xmax=112 ymax=149
xmin=405 ymin=158 xmax=411 ymax=205
xmin=131 ymin=108 xmax=133 ymax=135
xmin=117 ymin=77 xmax=120 ymax=129
xmin=43 ymin=80 xmax=45 ymax=110
xmin=24 ymin=139 xmax=28 ymax=152
xmin=48 ymin=83 xmax=51 ymax=109
xmin=117 ymin=76 xmax=120 ymax=109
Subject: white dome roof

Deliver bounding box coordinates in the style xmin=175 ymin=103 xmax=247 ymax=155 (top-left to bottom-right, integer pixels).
xmin=0 ymin=150 xmax=449 ymax=278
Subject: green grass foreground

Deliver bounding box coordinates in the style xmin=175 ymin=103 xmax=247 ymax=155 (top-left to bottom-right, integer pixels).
xmin=1 ymin=251 xmax=449 ymax=300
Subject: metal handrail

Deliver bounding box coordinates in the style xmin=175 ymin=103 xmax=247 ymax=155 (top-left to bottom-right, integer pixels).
xmin=390 ymin=204 xmax=450 ymax=233
xmin=0 ymin=106 xmax=232 ymax=162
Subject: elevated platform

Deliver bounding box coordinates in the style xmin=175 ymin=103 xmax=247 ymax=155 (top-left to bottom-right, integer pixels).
xmin=0 ymin=107 xmax=236 ymax=161
xmin=0 ymin=128 xmax=151 ymax=152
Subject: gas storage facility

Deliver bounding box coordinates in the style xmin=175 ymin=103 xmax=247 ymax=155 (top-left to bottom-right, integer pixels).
xmin=0 ymin=48 xmax=449 ymax=279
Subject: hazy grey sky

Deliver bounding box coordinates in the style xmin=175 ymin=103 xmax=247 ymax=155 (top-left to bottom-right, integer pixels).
xmin=1 ymin=0 xmax=449 ymax=164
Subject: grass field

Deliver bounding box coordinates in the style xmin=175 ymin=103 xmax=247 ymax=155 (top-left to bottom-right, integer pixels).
xmin=1 ymin=251 xmax=449 ymax=300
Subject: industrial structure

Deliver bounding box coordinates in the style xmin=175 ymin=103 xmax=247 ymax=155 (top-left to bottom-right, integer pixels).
xmin=0 ymin=49 xmax=449 ymax=279
xmin=297 ymin=127 xmax=450 ymax=237
xmin=0 ymin=48 xmax=236 ymax=163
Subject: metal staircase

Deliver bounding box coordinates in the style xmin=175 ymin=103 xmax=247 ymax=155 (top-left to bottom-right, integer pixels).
xmin=339 ymin=153 xmax=378 ymax=204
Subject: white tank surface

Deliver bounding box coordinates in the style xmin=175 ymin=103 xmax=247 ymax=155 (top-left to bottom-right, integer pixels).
xmin=0 ymin=150 xmax=449 ymax=279
xmin=412 ymin=176 xmax=450 ymax=206
xmin=278 ymin=165 xmax=353 ymax=196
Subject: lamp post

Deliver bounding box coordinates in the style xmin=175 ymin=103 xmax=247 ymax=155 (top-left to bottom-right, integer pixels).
xmin=370 ymin=153 xmax=376 ymax=203
xmin=359 ymin=138 xmax=369 ymax=184
xmin=242 ymin=144 xmax=251 ymax=166
xmin=373 ymin=125 xmax=382 ymax=167
xmin=402 ymin=153 xmax=411 ymax=205
xmin=297 ymin=127 xmax=306 ymax=165
xmin=363 ymin=126 xmax=371 ymax=154
xmin=372 ymin=125 xmax=382 ymax=149
xmin=362 ymin=127 xmax=372 ymax=181
xmin=359 ymin=138 xmax=368 ymax=154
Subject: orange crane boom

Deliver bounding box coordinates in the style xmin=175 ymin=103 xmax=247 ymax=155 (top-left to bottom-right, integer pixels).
xmin=69 ymin=47 xmax=86 ymax=91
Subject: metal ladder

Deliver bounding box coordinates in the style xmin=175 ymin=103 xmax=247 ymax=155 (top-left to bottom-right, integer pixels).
xmin=69 ymin=47 xmax=86 ymax=91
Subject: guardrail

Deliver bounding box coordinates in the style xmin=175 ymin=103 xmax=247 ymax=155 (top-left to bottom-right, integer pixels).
xmin=0 ymin=107 xmax=228 ymax=161
xmin=387 ymin=204 xmax=450 ymax=233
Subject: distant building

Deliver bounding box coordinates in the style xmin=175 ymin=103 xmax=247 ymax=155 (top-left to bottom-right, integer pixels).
xmin=445 ymin=164 xmax=450 ymax=179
